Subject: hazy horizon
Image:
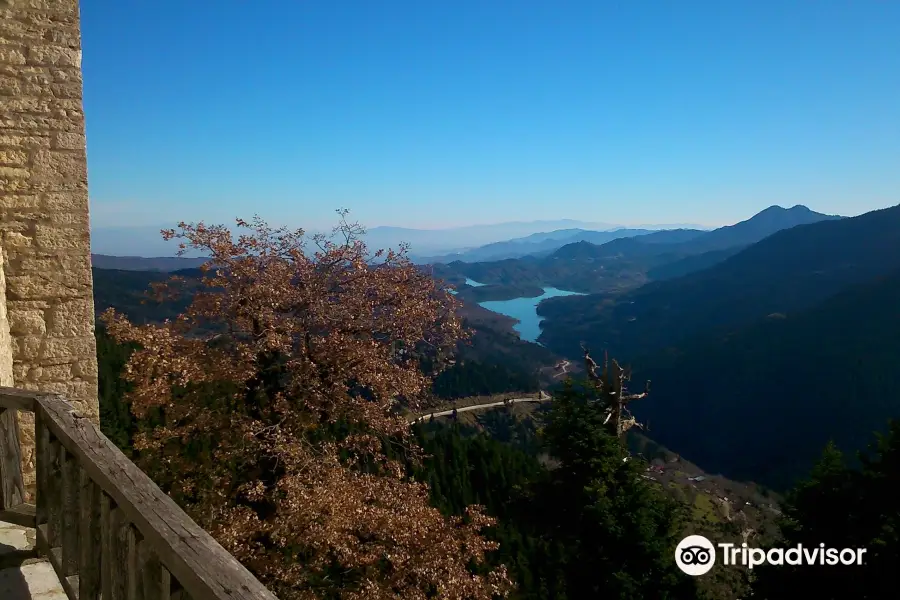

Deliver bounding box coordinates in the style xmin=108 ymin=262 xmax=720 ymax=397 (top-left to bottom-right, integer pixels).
xmin=88 ymin=202 xmax=865 ymax=258
xmin=90 ymin=216 xmax=717 ymax=233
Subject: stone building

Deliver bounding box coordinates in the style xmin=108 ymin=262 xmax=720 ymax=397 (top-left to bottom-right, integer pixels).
xmin=0 ymin=0 xmax=99 ymax=491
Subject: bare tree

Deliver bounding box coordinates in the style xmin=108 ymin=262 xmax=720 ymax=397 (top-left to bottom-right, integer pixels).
xmin=581 ymin=343 xmax=650 ymax=438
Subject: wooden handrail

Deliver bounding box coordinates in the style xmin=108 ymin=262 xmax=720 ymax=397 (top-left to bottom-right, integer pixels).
xmin=0 ymin=387 xmax=279 ymax=600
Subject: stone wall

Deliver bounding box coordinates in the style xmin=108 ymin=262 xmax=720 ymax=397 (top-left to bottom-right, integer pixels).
xmin=0 ymin=0 xmax=98 ymax=491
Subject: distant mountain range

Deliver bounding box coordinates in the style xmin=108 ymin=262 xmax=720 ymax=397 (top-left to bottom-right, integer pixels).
xmin=417 ymin=205 xmax=836 ymax=264
xmin=432 ymin=205 xmax=842 ymax=294
xmin=90 ymin=219 xmax=710 ymax=260
xmin=417 ymin=227 xmax=709 ymax=263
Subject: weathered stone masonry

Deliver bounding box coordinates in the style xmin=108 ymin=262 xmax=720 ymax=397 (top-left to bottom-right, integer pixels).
xmin=0 ymin=0 xmax=99 ymax=491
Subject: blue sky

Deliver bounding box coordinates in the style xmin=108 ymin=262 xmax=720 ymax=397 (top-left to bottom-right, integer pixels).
xmin=82 ymin=1 xmax=899 ymax=231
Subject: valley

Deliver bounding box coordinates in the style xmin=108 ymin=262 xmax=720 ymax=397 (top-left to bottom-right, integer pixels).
xmin=88 ymin=202 xmax=899 ymax=600
xmin=427 ymin=203 xmax=900 ymax=490
xmin=91 ymin=202 xmax=899 ymax=491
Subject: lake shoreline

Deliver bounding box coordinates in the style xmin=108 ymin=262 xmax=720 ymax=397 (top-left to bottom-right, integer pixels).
xmin=462 ymin=278 xmax=586 ymax=343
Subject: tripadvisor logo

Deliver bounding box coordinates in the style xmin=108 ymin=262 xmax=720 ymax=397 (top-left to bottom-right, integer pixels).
xmin=676 ymin=535 xmax=717 ymax=576
xmin=675 ymin=535 xmax=867 ymax=576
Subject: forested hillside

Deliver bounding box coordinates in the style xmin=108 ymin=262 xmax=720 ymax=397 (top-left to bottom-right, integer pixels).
xmin=538 ymin=204 xmax=900 ymax=360
xmin=751 ymin=424 xmax=900 ymax=599
xmin=630 ymin=268 xmax=900 ymax=489
xmin=96 ymin=331 xmax=701 ymax=599
xmin=91 ymin=263 xmax=558 ymax=402
xmin=431 ymin=205 xmax=839 ymax=295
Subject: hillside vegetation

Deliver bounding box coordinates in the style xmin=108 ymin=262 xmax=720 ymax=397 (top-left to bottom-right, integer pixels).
xmin=631 ymin=268 xmax=900 ymax=489
xmin=538 ymin=204 xmax=900 ymax=359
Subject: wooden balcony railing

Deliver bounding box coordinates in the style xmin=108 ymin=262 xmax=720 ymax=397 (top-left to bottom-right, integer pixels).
xmin=0 ymin=387 xmax=279 ymax=600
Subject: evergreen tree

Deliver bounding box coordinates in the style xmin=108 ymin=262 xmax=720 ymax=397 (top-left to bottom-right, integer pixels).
xmin=96 ymin=326 xmax=137 ymax=453
xmin=752 ymin=422 xmax=900 ymax=599
xmin=526 ymin=380 xmax=699 ymax=599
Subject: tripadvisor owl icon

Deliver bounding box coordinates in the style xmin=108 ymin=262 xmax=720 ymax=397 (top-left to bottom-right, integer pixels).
xmin=675 ymin=535 xmax=716 ymax=576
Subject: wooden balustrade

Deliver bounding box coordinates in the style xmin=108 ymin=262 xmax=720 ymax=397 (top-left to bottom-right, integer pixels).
xmin=0 ymin=387 xmax=279 ymax=600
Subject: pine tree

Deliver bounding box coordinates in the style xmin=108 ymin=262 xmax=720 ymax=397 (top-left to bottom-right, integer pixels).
xmin=531 ymin=380 xmax=698 ymax=599
xmin=753 ymin=422 xmax=900 ymax=599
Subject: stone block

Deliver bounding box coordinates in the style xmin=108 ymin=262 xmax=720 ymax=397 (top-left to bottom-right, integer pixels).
xmin=0 ymin=148 xmax=28 ymax=165
xmin=71 ymin=356 xmax=97 ymax=379
xmin=22 ymin=80 xmax=81 ymax=98
xmin=41 ymin=335 xmax=94 ymax=360
xmin=0 ymin=64 xmax=51 ymax=85
xmin=31 ymin=380 xmax=66 ymax=394
xmin=0 ymin=44 xmax=26 ymax=65
xmin=0 ymin=74 xmax=21 ymax=95
xmin=1 ymin=96 xmax=47 ymax=114
xmin=41 ymin=189 xmax=87 ymax=211
xmin=43 ymin=28 xmax=80 ymax=48
xmin=2 ymin=210 xmax=49 ymax=222
xmin=10 ymin=334 xmax=42 ymax=361
xmin=0 ymin=165 xmax=30 ymax=178
xmin=63 ymin=379 xmax=96 ymax=403
xmin=47 ymin=211 xmax=89 ymax=227
xmin=1 ymin=231 xmax=33 ymax=248
xmin=20 ymin=0 xmax=79 ymax=19
xmin=16 ymin=254 xmax=92 ymax=286
xmin=51 ymin=130 xmax=83 ymax=149
xmin=65 ymin=396 xmax=98 ymax=420
xmin=50 ymin=66 xmax=81 ymax=84
xmin=0 ymin=194 xmax=41 ymax=208
xmin=12 ymin=362 xmax=29 ymax=381
xmin=0 ymin=16 xmax=45 ymax=44
xmin=34 ymin=223 xmax=88 ymax=250
xmin=31 ymin=149 xmax=87 ymax=182
xmin=37 ymin=362 xmax=72 ymax=381
xmin=6 ymin=272 xmax=86 ymax=300
xmin=7 ymin=306 xmax=46 ymax=335
xmin=45 ymin=297 xmax=93 ymax=337
xmin=0 ymin=218 xmax=32 ymax=233
xmin=27 ymin=45 xmax=80 ymax=67
xmin=47 ymin=97 xmax=83 ymax=118
xmin=0 ymin=112 xmax=82 ymax=133
xmin=0 ymin=132 xmax=51 ymax=148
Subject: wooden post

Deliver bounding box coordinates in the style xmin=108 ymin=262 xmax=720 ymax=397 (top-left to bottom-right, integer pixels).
xmin=37 ymin=418 xmax=63 ymax=549
xmin=0 ymin=407 xmax=24 ymax=510
xmin=35 ymin=411 xmax=48 ymax=529
xmin=79 ymin=466 xmax=102 ymax=600
xmin=106 ymin=499 xmax=131 ymax=600
xmin=101 ymin=492 xmax=114 ymax=599
xmin=125 ymin=523 xmax=139 ymax=600
xmin=60 ymin=446 xmax=80 ymax=577
xmin=137 ymin=541 xmax=172 ymax=600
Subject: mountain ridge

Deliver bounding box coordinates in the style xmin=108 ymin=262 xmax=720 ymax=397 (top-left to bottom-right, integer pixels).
xmin=431 ymin=204 xmax=844 ymax=294
xmin=631 ymin=265 xmax=900 ymax=489
xmin=537 ymin=203 xmax=898 ymax=361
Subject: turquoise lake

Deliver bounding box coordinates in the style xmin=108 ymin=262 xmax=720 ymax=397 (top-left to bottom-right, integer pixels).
xmin=467 ymin=278 xmax=584 ymax=343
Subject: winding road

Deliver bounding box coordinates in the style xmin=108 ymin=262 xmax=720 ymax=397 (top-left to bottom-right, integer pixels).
xmin=411 ymin=391 xmax=552 ymax=423
xmin=552 ymin=360 xmax=570 ymax=378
